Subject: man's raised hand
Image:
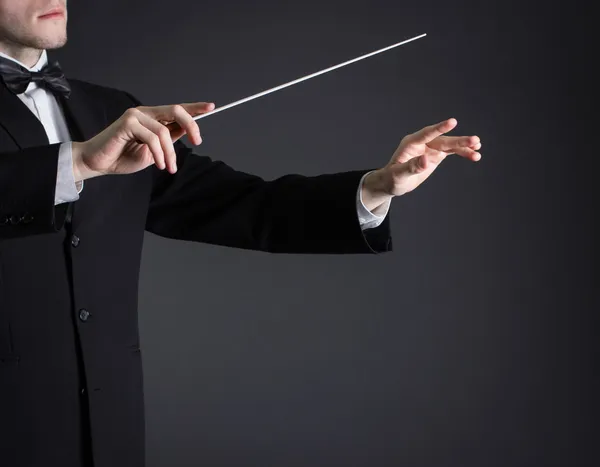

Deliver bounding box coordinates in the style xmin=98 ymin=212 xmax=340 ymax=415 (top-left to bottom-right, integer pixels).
xmin=72 ymin=102 xmax=214 ymax=182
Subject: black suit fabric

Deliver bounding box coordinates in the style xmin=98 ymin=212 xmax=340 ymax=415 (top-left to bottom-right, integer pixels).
xmin=0 ymin=76 xmax=392 ymax=467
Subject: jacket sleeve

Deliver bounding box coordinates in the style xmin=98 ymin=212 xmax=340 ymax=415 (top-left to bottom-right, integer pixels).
xmin=0 ymin=144 xmax=69 ymax=239
xmin=123 ymin=92 xmax=393 ymax=254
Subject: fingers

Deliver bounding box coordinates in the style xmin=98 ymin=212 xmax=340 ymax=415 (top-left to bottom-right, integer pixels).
xmin=122 ymin=108 xmax=175 ymax=172
xmin=181 ymin=101 xmax=215 ymax=118
xmin=408 ymin=118 xmax=457 ymax=145
xmin=429 ymin=135 xmax=480 ymax=152
xmin=398 ymin=146 xmax=480 ymax=175
xmin=144 ymin=101 xmax=214 ymax=121
xmin=171 ymin=104 xmax=202 ymax=145
xmin=123 ymin=102 xmax=214 ymax=173
xmin=136 ymin=111 xmax=178 ymax=173
xmin=424 ymin=145 xmax=481 ymax=162
xmin=146 ymin=102 xmax=214 ymax=142
xmin=454 ymin=146 xmax=481 ymax=161
xmin=128 ymin=118 xmax=169 ymax=171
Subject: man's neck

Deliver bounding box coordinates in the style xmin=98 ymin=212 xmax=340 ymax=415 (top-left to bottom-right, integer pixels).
xmin=0 ymin=42 xmax=43 ymax=68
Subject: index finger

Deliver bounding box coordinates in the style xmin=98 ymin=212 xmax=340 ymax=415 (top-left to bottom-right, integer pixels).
xmin=408 ymin=118 xmax=457 ymax=145
xmin=143 ymin=102 xmax=215 ymax=122
xmin=179 ymin=101 xmax=215 ymax=117
xmin=163 ymin=103 xmax=215 ymax=135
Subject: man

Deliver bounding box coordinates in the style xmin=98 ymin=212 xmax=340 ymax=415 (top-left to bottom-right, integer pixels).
xmin=0 ymin=1 xmax=482 ymax=466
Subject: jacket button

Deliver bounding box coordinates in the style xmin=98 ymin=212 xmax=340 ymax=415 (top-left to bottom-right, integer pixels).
xmin=10 ymin=214 xmax=20 ymax=225
xmin=22 ymin=212 xmax=34 ymax=224
xmin=0 ymin=215 xmax=8 ymax=225
xmin=79 ymin=309 xmax=90 ymax=322
xmin=71 ymin=235 xmax=80 ymax=247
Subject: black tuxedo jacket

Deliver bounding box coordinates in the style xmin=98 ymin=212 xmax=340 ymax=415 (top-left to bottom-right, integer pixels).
xmin=0 ymin=76 xmax=392 ymax=467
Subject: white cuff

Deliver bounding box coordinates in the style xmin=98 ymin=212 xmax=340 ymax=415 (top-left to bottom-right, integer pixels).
xmin=356 ymin=171 xmax=391 ymax=230
xmin=55 ymin=142 xmax=83 ymax=205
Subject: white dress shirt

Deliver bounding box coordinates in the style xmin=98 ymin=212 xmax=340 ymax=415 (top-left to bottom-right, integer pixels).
xmin=0 ymin=50 xmax=390 ymax=230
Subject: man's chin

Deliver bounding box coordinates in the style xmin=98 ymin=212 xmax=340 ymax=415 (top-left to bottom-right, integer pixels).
xmin=29 ymin=34 xmax=67 ymax=50
xmin=46 ymin=38 xmax=67 ymax=50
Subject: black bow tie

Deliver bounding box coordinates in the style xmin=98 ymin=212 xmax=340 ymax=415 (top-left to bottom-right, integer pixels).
xmin=0 ymin=56 xmax=71 ymax=98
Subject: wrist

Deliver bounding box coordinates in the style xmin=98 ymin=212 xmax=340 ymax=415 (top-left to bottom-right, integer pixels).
xmin=364 ymin=169 xmax=392 ymax=195
xmin=361 ymin=169 xmax=393 ymax=212
xmin=72 ymin=141 xmax=101 ymax=182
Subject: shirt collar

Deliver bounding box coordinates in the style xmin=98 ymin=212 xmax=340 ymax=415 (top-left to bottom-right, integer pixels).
xmin=0 ymin=50 xmax=48 ymax=72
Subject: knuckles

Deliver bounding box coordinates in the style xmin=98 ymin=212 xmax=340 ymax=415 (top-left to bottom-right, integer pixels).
xmin=123 ymin=108 xmax=140 ymax=125
xmin=125 ymin=107 xmax=140 ymax=117
xmin=158 ymin=127 xmax=170 ymax=140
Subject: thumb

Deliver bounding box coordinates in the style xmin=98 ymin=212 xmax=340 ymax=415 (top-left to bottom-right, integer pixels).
xmin=395 ymin=155 xmax=428 ymax=175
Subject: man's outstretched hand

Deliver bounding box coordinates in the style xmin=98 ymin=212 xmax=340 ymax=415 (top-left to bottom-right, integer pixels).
xmin=361 ymin=118 xmax=482 ymax=213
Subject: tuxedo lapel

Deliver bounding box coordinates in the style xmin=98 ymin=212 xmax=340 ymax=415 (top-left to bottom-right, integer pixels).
xmin=0 ymin=74 xmax=105 ymax=147
xmin=56 ymin=80 xmax=106 ymax=143
xmin=0 ymin=81 xmax=49 ymax=149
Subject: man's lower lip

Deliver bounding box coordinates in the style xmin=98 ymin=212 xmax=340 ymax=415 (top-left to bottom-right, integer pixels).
xmin=39 ymin=12 xmax=64 ymax=19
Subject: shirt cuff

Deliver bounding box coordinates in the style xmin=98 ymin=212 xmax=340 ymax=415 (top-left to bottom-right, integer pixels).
xmin=55 ymin=142 xmax=84 ymax=205
xmin=356 ymin=171 xmax=391 ymax=230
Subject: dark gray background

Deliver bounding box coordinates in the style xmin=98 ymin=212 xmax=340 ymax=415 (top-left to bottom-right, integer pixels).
xmin=53 ymin=1 xmax=593 ymax=466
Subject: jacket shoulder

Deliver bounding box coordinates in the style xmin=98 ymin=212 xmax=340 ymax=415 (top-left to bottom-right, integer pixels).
xmin=68 ymin=78 xmax=140 ymax=107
